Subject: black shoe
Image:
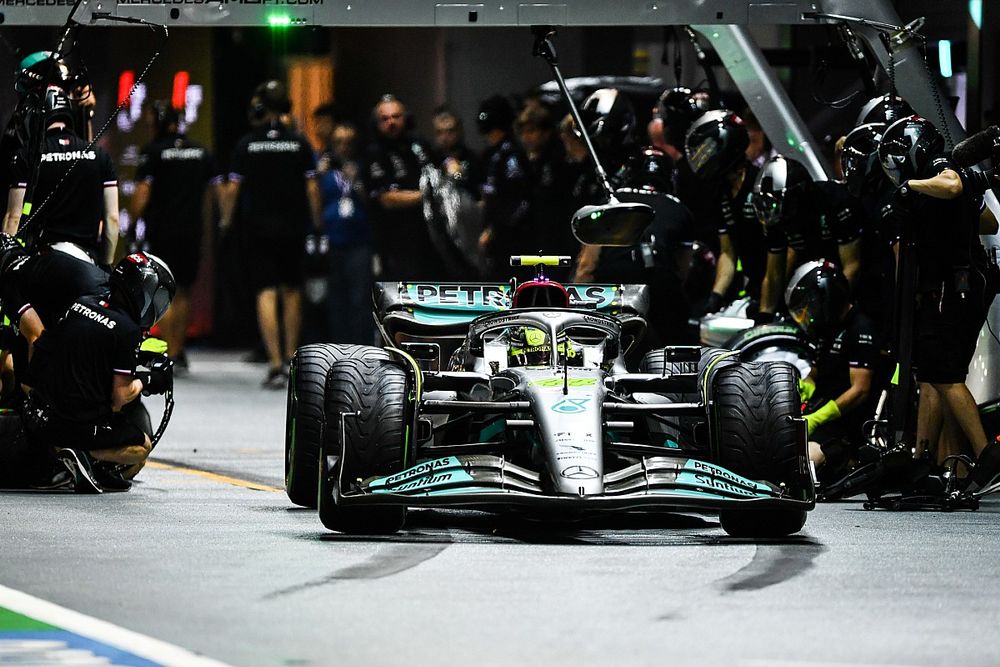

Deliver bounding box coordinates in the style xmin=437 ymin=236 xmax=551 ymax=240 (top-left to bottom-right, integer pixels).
xmin=964 ymin=442 xmax=1000 ymax=494
xmin=30 ymin=457 xmax=76 ymax=491
xmin=261 ymin=365 xmax=288 ymax=390
xmin=92 ymin=462 xmax=133 ymax=492
xmin=56 ymin=448 xmax=103 ymax=494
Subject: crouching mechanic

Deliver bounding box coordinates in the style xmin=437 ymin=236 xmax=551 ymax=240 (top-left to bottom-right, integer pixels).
xmin=25 ymin=252 xmax=176 ymax=492
xmin=786 ymin=261 xmax=880 ymax=481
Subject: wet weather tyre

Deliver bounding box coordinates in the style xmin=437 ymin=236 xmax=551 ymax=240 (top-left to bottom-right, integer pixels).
xmin=318 ymin=357 xmax=408 ymax=534
xmin=711 ymin=361 xmax=809 ymax=537
xmin=285 ymin=344 xmax=389 ymax=508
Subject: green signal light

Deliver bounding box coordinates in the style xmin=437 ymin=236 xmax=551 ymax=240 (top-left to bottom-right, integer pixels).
xmin=590 ymin=211 xmax=603 ymax=220
xmin=268 ymin=14 xmax=293 ymax=27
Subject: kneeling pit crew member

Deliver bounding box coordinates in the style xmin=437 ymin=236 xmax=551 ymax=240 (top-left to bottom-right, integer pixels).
xmin=786 ymin=261 xmax=879 ymax=481
xmin=26 ymin=252 xmax=176 ymax=493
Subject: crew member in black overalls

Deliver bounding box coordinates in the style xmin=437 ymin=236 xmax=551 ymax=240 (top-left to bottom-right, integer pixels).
xmin=786 ymin=260 xmax=880 ymax=482
xmin=362 ymin=94 xmax=439 ymax=281
xmin=685 ymin=110 xmax=769 ymax=320
xmin=877 ymin=116 xmax=1000 ymax=490
xmin=26 ymin=252 xmax=175 ymax=492
xmin=132 ymin=101 xmax=222 ymax=374
xmin=1 ymin=87 xmax=117 ymax=387
xmin=599 ymin=147 xmax=696 ymax=347
xmin=223 ymin=80 xmax=321 ymax=388
xmin=476 ymin=95 xmax=532 ymax=279
xmin=752 ymin=155 xmax=866 ymax=315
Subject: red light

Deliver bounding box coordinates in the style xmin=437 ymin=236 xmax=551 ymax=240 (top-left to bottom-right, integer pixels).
xmin=117 ymin=70 xmax=135 ymax=106
xmin=171 ymin=71 xmax=189 ymax=112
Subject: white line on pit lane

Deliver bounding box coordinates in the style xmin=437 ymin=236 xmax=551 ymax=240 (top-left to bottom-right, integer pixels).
xmin=0 ymin=584 xmax=231 ymax=667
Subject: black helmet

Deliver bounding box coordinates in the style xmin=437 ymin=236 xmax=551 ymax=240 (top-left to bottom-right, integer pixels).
xmin=856 ymin=94 xmax=913 ymax=126
xmin=785 ymin=260 xmax=851 ymax=339
xmin=752 ymin=155 xmax=812 ymax=229
xmin=841 ymin=123 xmax=885 ymax=197
xmin=684 ymin=110 xmax=749 ymax=180
xmin=655 ymin=87 xmax=714 ymax=148
xmin=151 ymin=100 xmax=180 ymax=138
xmin=622 ymin=146 xmax=674 ymax=194
xmin=43 ymin=86 xmax=74 ymax=129
xmin=15 ymin=51 xmax=73 ymax=96
xmin=877 ymin=115 xmax=944 ymax=187
xmin=578 ymin=88 xmax=636 ymax=154
xmin=476 ymin=95 xmax=516 ymax=134
xmin=110 ymin=252 xmax=176 ymax=330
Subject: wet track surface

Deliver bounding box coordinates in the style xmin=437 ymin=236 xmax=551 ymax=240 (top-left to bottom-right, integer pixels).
xmin=2 ymin=350 xmax=999 ymax=666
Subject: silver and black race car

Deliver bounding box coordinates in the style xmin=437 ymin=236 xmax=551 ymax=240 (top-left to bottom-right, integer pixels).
xmin=284 ymin=257 xmax=814 ymax=537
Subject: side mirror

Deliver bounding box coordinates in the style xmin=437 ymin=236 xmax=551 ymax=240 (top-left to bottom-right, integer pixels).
xmin=571 ymin=199 xmax=653 ymax=247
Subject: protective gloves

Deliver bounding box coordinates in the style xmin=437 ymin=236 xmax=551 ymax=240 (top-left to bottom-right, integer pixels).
xmin=798 ymin=377 xmax=816 ymax=403
xmin=804 ymin=399 xmax=840 ymax=436
xmin=137 ymin=354 xmax=174 ymax=396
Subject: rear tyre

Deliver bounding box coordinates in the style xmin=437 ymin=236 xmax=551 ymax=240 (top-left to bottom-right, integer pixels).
xmin=285 ymin=344 xmax=388 ymax=508
xmin=318 ymin=357 xmax=408 ymax=534
xmin=710 ymin=361 xmax=809 ymax=537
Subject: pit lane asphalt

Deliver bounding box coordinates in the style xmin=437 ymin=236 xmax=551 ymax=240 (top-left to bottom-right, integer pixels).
xmin=2 ymin=350 xmax=999 ymax=667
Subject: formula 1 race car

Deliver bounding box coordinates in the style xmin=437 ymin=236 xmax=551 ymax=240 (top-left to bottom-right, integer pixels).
xmin=284 ymin=257 xmax=814 ymax=537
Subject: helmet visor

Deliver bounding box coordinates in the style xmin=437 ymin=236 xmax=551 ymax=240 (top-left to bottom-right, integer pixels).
xmin=751 ymin=191 xmax=783 ymax=228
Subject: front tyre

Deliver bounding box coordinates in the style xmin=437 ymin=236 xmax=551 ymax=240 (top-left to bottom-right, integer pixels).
xmin=318 ymin=356 xmax=408 ymax=534
xmin=285 ymin=344 xmax=388 ymax=508
xmin=710 ymin=361 xmax=809 ymax=537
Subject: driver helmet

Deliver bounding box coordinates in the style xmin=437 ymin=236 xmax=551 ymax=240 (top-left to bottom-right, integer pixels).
xmin=877 ymin=115 xmax=944 ymax=187
xmin=841 ymin=123 xmax=886 ymax=197
xmin=785 ymin=260 xmax=850 ymax=340
xmin=752 ymin=155 xmax=812 ymax=229
xmin=110 ymin=252 xmax=177 ymax=330
xmin=856 ymin=94 xmax=914 ymax=126
xmin=506 ymin=327 xmax=581 ymax=368
xmin=654 ymin=87 xmax=714 ymax=149
xmin=684 ymin=109 xmax=749 ymax=181
xmin=578 ymin=88 xmax=636 ymax=155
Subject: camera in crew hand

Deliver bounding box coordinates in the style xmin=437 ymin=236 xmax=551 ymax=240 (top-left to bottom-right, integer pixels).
xmin=136 ymin=351 xmax=173 ymax=396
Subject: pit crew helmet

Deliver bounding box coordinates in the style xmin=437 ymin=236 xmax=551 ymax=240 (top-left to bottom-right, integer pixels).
xmin=655 ymin=87 xmax=714 ymax=148
xmin=15 ymin=51 xmax=72 ymax=96
xmin=43 ymin=86 xmax=74 ymax=129
xmin=841 ymin=123 xmax=886 ymax=197
xmin=578 ymin=88 xmax=636 ymax=154
xmin=752 ymin=155 xmax=812 ymax=229
xmin=785 ymin=260 xmax=850 ymax=340
xmin=684 ymin=110 xmax=749 ymax=181
xmin=622 ymin=146 xmax=674 ymax=194
xmin=856 ymin=94 xmax=913 ymax=126
xmin=877 ymin=115 xmax=944 ymax=187
xmin=505 ymin=327 xmax=581 ymax=368
xmin=110 ymin=252 xmax=177 ymax=330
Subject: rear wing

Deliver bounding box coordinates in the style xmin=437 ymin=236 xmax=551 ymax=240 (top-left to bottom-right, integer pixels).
xmin=373 ymin=282 xmax=649 ymax=340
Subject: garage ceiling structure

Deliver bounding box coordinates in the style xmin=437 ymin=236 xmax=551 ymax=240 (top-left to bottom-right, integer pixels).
xmin=5 ymin=0 xmax=998 ymax=402
xmin=1 ymin=0 xmax=963 ymax=176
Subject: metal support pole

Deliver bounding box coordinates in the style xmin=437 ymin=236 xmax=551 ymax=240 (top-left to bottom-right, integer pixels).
xmin=693 ymin=23 xmax=831 ymax=180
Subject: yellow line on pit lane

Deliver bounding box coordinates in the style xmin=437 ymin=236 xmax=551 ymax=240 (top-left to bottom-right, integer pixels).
xmin=146 ymin=461 xmax=282 ymax=492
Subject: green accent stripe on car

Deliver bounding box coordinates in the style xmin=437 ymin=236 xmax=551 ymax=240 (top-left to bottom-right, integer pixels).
xmin=0 ymin=607 xmax=56 ymax=631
